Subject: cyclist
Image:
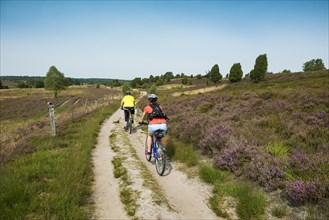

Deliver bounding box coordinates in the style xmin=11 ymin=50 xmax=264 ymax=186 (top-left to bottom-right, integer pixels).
xmin=139 ymin=94 xmax=168 ymax=155
xmin=121 ymin=91 xmax=135 ymax=131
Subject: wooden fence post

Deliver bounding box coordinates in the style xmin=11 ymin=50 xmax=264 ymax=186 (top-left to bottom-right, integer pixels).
xmin=48 ymin=102 xmax=56 ymax=136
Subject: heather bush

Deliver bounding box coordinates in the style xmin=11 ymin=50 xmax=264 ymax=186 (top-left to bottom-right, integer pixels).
xmin=247 ymin=153 xmax=284 ymax=190
xmin=213 ymin=142 xmax=255 ymax=176
xmin=198 ymin=124 xmax=233 ymax=155
xmin=159 ymin=70 xmax=329 ymax=209
xmin=169 ymin=113 xmax=209 ymax=144
xmin=285 ymin=179 xmax=323 ymax=204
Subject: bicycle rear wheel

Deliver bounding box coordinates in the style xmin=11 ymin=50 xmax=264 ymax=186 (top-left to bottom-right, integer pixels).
xmin=129 ymin=120 xmax=133 ymax=134
xmin=155 ymin=142 xmax=167 ymax=176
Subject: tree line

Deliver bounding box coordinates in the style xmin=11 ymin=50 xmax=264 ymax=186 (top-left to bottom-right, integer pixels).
xmin=1 ymin=56 xmax=327 ymax=97
xmin=129 ymin=55 xmax=327 ymax=88
xmin=0 ymin=74 xmax=127 ymax=90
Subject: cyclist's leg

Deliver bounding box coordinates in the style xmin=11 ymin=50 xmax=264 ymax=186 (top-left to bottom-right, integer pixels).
xmin=147 ymin=124 xmax=157 ymax=154
xmin=147 ymin=134 xmax=152 ymax=154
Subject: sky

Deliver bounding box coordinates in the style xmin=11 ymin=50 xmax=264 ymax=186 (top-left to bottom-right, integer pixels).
xmin=1 ymin=0 xmax=328 ymax=80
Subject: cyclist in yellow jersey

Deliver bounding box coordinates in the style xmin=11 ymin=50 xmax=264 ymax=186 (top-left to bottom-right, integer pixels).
xmin=121 ymin=91 xmax=135 ymax=130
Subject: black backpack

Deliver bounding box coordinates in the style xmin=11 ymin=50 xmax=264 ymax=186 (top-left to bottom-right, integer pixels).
xmin=149 ymin=103 xmax=168 ymax=120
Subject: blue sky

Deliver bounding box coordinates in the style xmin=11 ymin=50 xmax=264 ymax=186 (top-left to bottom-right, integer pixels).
xmin=1 ymin=0 xmax=328 ymax=80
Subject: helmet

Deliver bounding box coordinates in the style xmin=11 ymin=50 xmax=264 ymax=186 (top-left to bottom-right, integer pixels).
xmin=148 ymin=94 xmax=157 ymax=102
xmin=126 ymin=91 xmax=131 ymax=95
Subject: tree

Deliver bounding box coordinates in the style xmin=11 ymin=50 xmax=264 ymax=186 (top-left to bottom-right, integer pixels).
xmin=163 ymin=72 xmax=173 ymax=82
xmin=149 ymin=75 xmax=155 ymax=83
xmin=122 ymin=82 xmax=131 ymax=95
xmin=149 ymin=84 xmax=157 ymax=95
xmin=32 ymin=79 xmax=44 ymax=88
xmin=44 ymin=66 xmax=67 ymax=98
xmin=209 ymin=64 xmax=222 ymax=83
xmin=303 ymin=59 xmax=326 ymax=72
xmin=130 ymin=77 xmax=142 ymax=88
xmin=0 ymin=80 xmax=3 ymax=89
xmin=156 ymin=78 xmax=164 ymax=86
xmin=111 ymin=79 xmax=121 ymax=87
xmin=250 ymin=54 xmax=268 ymax=83
xmin=281 ymin=69 xmax=291 ymax=74
xmin=17 ymin=81 xmax=29 ymax=88
xmin=229 ymin=63 xmax=243 ymax=82
xmin=182 ymin=77 xmax=188 ymax=85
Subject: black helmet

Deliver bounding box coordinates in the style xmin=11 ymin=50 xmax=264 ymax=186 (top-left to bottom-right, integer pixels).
xmin=148 ymin=94 xmax=157 ymax=102
xmin=126 ymin=91 xmax=131 ymax=95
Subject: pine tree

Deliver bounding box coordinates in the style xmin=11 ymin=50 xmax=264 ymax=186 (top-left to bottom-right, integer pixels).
xmin=229 ymin=63 xmax=243 ymax=82
xmin=209 ymin=64 xmax=222 ymax=83
xmin=251 ymin=54 xmax=268 ymax=83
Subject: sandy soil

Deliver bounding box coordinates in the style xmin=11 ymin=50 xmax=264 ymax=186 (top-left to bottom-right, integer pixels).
xmin=92 ymin=104 xmax=221 ymax=219
xmin=171 ymin=84 xmax=228 ymax=97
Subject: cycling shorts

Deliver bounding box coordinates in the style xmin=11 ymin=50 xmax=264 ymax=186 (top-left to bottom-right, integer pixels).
xmin=148 ymin=123 xmax=167 ymax=135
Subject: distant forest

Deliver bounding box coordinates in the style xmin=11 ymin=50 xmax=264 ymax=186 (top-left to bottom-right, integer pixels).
xmin=0 ymin=75 xmax=129 ymax=89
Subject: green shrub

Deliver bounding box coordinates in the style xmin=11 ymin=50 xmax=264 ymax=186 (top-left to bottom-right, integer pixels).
xmin=272 ymin=204 xmax=288 ymax=218
xmin=199 ymin=165 xmax=225 ymax=184
xmin=196 ymin=102 xmax=214 ymax=113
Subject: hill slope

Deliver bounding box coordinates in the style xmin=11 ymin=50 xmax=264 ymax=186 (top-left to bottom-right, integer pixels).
xmin=143 ymin=70 xmax=329 ymax=218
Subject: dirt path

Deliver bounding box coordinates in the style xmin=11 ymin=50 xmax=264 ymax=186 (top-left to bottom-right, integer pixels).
xmin=92 ymin=106 xmax=220 ymax=219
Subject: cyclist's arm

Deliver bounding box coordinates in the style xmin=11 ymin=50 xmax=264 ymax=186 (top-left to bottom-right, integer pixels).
xmin=139 ymin=111 xmax=147 ymax=123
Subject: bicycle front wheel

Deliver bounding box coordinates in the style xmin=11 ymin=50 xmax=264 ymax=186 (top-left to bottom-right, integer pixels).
xmin=155 ymin=142 xmax=167 ymax=176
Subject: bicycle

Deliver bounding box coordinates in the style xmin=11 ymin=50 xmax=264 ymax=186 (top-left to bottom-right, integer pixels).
xmin=139 ymin=122 xmax=167 ymax=176
xmin=123 ymin=107 xmax=134 ymax=134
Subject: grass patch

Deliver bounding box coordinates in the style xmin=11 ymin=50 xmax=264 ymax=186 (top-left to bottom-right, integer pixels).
xmin=209 ymin=194 xmax=230 ymax=218
xmin=235 ymin=184 xmax=266 ymax=220
xmin=271 ymin=204 xmax=288 ymax=218
xmin=0 ymin=103 xmax=119 ymax=219
xmin=200 ymin=165 xmax=266 ymax=220
xmin=109 ymin=126 xmax=142 ymax=217
xmin=120 ymin=187 xmax=139 ymax=216
xmin=266 ymin=141 xmax=290 ymax=159
xmin=165 ymin=137 xmax=198 ymax=167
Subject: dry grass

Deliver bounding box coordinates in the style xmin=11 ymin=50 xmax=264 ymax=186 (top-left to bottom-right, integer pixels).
xmin=0 ymin=86 xmax=121 ymax=162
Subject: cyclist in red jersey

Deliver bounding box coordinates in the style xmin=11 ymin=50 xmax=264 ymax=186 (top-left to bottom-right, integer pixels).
xmin=139 ymin=94 xmax=168 ymax=155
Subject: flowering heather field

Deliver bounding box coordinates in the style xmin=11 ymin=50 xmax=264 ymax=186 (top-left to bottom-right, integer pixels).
xmin=149 ymin=70 xmax=329 ymax=207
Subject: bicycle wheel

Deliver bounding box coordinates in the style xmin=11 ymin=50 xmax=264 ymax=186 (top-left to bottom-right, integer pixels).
xmin=145 ymin=136 xmax=152 ymax=161
xmin=155 ymin=142 xmax=167 ymax=176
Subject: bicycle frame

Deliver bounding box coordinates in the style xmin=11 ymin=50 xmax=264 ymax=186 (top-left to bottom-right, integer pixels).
xmin=151 ymin=134 xmax=162 ymax=160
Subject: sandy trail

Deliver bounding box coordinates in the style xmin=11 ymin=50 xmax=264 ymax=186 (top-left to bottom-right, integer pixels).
xmin=92 ymin=109 xmax=128 ymax=219
xmin=92 ymin=103 xmax=220 ymax=219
